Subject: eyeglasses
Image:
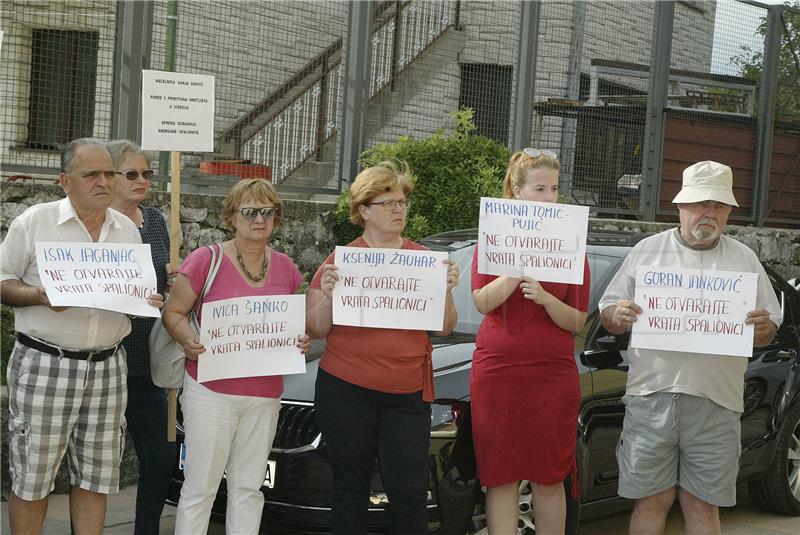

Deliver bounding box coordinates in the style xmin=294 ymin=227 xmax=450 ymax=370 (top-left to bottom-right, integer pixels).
xmin=366 ymin=199 xmax=411 ymax=211
xmin=116 ymin=169 xmax=155 ymax=181
xmin=523 ymin=148 xmax=559 ymax=160
xmin=239 ymin=207 xmax=277 ymax=220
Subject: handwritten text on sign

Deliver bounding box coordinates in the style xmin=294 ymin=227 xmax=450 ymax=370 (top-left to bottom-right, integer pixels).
xmin=630 ymin=266 xmax=757 ymax=357
xmin=197 ymin=294 xmax=306 ymax=383
xmin=477 ymin=198 xmax=588 ymax=284
xmin=35 ymin=242 xmax=159 ymax=317
xmin=141 ymin=70 xmax=215 ymax=152
xmin=332 ymin=247 xmax=449 ymax=331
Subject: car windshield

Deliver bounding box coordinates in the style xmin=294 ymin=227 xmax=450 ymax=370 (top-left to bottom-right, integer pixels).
xmin=448 ymin=244 xmax=626 ymax=336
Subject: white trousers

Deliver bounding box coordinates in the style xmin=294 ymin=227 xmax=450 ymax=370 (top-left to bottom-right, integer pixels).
xmin=175 ymin=373 xmax=280 ymax=535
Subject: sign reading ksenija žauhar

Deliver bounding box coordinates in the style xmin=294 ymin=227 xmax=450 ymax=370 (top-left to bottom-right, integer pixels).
xmin=631 ymin=266 xmax=757 ymax=357
xmin=332 ymin=246 xmax=449 ymax=331
xmin=35 ymin=242 xmax=159 ymax=317
xmin=477 ymin=197 xmax=588 ymax=284
xmin=197 ymin=294 xmax=306 ymax=383
xmin=141 ymin=70 xmax=215 ymax=152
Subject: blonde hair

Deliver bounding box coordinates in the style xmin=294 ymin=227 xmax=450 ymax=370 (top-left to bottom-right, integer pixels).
xmin=502 ymin=150 xmax=560 ymax=199
xmin=222 ymin=179 xmax=283 ymax=230
xmin=348 ymin=161 xmax=414 ymax=227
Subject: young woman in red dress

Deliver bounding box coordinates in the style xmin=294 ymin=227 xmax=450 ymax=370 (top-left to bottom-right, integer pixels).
xmin=470 ymin=149 xmax=590 ymax=534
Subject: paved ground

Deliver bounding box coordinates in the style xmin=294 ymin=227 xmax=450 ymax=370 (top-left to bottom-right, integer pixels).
xmin=2 ymin=484 xmax=798 ymax=534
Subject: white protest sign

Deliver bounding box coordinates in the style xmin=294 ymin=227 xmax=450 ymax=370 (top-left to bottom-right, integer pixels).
xmin=477 ymin=197 xmax=588 ymax=284
xmin=35 ymin=242 xmax=159 ymax=317
xmin=332 ymin=246 xmax=449 ymax=331
xmin=141 ymin=70 xmax=215 ymax=152
xmin=197 ymin=294 xmax=306 ymax=383
xmin=630 ymin=266 xmax=757 ymax=357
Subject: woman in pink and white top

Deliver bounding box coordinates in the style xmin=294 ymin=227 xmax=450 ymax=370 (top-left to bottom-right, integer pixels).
xmin=162 ymin=179 xmax=310 ymax=534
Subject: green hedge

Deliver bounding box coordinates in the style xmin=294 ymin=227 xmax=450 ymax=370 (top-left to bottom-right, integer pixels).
xmin=334 ymin=108 xmax=510 ymax=244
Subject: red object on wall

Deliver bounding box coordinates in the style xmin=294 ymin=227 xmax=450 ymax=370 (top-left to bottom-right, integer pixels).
xmin=200 ymin=160 xmax=271 ymax=181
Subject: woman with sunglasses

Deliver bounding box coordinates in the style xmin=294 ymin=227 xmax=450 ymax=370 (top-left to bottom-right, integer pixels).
xmin=162 ymin=179 xmax=311 ymax=534
xmin=306 ymin=161 xmax=460 ymax=534
xmin=106 ymin=139 xmax=175 ymax=535
xmin=471 ymin=149 xmax=590 ymax=534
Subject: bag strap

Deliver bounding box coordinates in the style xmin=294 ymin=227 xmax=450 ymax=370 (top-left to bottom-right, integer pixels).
xmin=190 ymin=243 xmax=224 ymax=318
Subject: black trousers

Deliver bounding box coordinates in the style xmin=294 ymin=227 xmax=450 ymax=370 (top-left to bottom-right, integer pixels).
xmin=315 ymin=368 xmax=432 ymax=535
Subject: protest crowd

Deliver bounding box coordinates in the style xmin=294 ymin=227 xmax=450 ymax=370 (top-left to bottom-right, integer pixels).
xmin=0 ymin=137 xmax=782 ymax=535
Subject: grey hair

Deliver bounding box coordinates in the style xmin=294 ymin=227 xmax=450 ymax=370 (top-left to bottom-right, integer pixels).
xmin=104 ymin=139 xmax=156 ymax=168
xmin=60 ymin=138 xmax=108 ymax=173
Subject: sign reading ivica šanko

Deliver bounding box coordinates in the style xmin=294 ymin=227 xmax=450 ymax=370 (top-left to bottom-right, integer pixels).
xmin=631 ymin=266 xmax=757 ymax=357
xmin=35 ymin=242 xmax=159 ymax=317
xmin=477 ymin=197 xmax=588 ymax=284
xmin=197 ymin=294 xmax=307 ymax=383
xmin=332 ymin=246 xmax=449 ymax=331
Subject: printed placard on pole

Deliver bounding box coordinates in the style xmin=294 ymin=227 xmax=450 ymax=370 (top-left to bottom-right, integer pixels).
xmin=477 ymin=197 xmax=588 ymax=284
xmin=198 ymin=294 xmax=306 ymax=383
xmin=630 ymin=266 xmax=757 ymax=357
xmin=35 ymin=242 xmax=159 ymax=317
xmin=332 ymin=246 xmax=449 ymax=331
xmin=141 ymin=70 xmax=215 ymax=152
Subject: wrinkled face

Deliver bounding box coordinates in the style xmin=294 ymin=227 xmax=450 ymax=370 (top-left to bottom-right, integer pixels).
xmin=677 ymin=200 xmax=732 ymax=244
xmin=232 ymin=196 xmax=276 ymax=242
xmin=113 ymin=152 xmax=152 ymax=205
xmin=60 ymin=145 xmax=116 ymax=214
xmin=514 ymin=167 xmax=559 ymax=203
xmin=359 ymin=187 xmax=408 ymax=235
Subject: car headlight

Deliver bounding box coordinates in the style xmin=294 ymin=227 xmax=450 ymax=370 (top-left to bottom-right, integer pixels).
xmin=430 ymin=401 xmax=466 ymax=438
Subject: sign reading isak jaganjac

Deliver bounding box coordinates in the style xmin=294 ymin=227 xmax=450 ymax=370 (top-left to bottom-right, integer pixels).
xmin=141 ymin=70 xmax=215 ymax=152
xmin=630 ymin=266 xmax=757 ymax=357
xmin=332 ymin=246 xmax=449 ymax=331
xmin=477 ymin=197 xmax=588 ymax=284
xmin=197 ymin=294 xmax=306 ymax=382
xmin=35 ymin=242 xmax=159 ymax=317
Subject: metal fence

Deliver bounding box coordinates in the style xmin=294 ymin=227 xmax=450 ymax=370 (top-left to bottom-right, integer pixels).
xmin=1 ymin=0 xmax=797 ymax=226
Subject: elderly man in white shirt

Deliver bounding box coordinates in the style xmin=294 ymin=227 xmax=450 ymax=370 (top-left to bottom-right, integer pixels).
xmin=0 ymin=138 xmax=163 ymax=535
xmin=598 ymin=161 xmax=782 ymax=535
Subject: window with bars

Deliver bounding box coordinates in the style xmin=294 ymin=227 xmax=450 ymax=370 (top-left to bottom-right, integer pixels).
xmin=27 ymin=29 xmax=99 ymax=149
xmin=458 ymin=63 xmax=513 ymax=145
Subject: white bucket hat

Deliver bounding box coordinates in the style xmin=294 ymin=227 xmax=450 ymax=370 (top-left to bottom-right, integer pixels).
xmin=672 ymin=160 xmax=738 ymax=207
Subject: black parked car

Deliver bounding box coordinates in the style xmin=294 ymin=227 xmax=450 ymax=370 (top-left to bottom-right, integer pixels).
xmin=166 ymin=230 xmax=800 ymax=534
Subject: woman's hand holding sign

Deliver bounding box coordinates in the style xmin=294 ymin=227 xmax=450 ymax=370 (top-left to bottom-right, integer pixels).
xmin=444 ymin=260 xmax=460 ymax=292
xmin=520 ymin=276 xmax=552 ymax=305
xmin=297 ymin=334 xmax=311 ymax=354
xmin=183 ymin=335 xmax=206 ymax=361
xmin=320 ymin=264 xmax=340 ymax=298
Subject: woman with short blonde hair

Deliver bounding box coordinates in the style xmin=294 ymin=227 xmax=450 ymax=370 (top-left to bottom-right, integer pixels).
xmin=306 ymin=161 xmax=460 ymax=534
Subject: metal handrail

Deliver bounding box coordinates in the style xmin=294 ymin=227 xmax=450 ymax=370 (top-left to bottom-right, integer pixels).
xmin=232 ymin=0 xmax=460 ymax=184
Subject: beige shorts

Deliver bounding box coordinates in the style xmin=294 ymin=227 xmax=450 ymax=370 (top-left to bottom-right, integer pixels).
xmin=616 ymin=392 xmax=741 ymax=507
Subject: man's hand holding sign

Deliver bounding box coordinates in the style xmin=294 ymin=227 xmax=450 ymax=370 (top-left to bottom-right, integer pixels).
xmin=35 ymin=242 xmax=163 ymax=316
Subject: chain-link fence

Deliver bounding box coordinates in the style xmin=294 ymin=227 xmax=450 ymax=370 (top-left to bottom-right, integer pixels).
xmin=1 ymin=0 xmax=117 ymax=180
xmin=1 ymin=0 xmax=797 ymax=226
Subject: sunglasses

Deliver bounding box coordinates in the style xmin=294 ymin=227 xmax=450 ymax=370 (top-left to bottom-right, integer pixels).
xmin=116 ymin=169 xmax=155 ymax=181
xmin=523 ymin=148 xmax=559 ymax=160
xmin=239 ymin=207 xmax=277 ymax=220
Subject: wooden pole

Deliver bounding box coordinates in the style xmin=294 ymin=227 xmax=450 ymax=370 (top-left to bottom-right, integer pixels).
xmin=167 ymin=150 xmax=181 ymax=442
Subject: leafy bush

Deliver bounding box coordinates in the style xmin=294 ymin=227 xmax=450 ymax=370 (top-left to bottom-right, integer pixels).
xmin=334 ymin=108 xmax=510 ymax=244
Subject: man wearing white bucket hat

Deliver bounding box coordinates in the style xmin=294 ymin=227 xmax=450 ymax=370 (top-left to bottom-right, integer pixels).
xmin=598 ymin=161 xmax=782 ymax=535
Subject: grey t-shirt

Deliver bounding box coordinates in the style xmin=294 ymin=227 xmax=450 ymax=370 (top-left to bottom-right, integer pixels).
xmin=598 ymin=229 xmax=782 ymax=412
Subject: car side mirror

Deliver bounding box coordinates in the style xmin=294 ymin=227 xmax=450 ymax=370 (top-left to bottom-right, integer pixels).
xmin=581 ymin=349 xmax=623 ymax=370
xmin=596 ymin=334 xmax=628 ymax=352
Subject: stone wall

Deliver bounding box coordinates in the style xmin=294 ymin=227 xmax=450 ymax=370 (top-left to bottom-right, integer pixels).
xmin=0 ymin=182 xmax=336 ymax=279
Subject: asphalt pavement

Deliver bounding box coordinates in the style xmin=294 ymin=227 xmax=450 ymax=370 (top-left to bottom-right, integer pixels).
xmin=1 ymin=483 xmax=798 ymax=534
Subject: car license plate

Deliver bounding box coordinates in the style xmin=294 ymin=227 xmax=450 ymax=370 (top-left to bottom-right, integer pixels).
xmin=178 ymin=444 xmax=276 ymax=489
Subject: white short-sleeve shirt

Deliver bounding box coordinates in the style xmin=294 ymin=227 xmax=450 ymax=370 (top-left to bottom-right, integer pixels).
xmin=0 ymin=197 xmax=142 ymax=349
xmin=598 ymin=229 xmax=782 ymax=413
